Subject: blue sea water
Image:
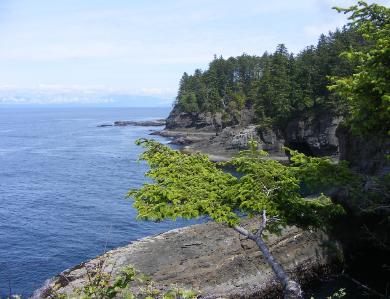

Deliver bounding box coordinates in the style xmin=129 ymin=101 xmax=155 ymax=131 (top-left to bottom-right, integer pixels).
xmin=0 ymin=107 xmax=200 ymax=297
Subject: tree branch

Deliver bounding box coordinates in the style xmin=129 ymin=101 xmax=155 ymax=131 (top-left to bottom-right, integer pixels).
xmin=233 ymin=225 xmax=255 ymax=240
xmin=259 ymin=182 xmax=280 ymax=196
xmin=257 ymin=209 xmax=267 ymax=237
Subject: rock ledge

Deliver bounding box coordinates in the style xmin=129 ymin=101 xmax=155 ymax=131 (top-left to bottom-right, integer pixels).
xmin=33 ymin=222 xmax=342 ymax=298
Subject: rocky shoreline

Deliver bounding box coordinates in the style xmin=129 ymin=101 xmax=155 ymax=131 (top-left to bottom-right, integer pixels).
xmin=33 ymin=111 xmax=388 ymax=298
xmin=97 ymin=112 xmax=340 ymax=164
xmin=154 ymin=109 xmax=344 ymax=165
xmin=33 ymin=222 xmax=342 ymax=299
xmin=150 ymin=127 xmax=289 ymax=163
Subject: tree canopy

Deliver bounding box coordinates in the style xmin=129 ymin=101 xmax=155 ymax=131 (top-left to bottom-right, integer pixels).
xmin=173 ymin=28 xmax=363 ymax=127
xmin=129 ymin=139 xmax=349 ymax=231
xmin=330 ymin=1 xmax=390 ymax=136
xmin=174 ymin=2 xmax=390 ymax=135
xmin=128 ymin=139 xmax=355 ymax=298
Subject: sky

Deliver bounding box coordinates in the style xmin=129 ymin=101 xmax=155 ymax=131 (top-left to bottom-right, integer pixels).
xmin=0 ymin=0 xmax=388 ymax=104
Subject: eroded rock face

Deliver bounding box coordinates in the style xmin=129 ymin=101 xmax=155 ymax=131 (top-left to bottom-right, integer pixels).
xmin=165 ymin=109 xmax=342 ymax=158
xmin=284 ymin=114 xmax=341 ymax=157
xmin=257 ymin=127 xmax=285 ymax=154
xmin=337 ymin=126 xmax=390 ymax=176
xmin=165 ymin=108 xmax=255 ymax=132
xmin=34 ymin=223 xmax=342 ymax=299
xmin=165 ymin=110 xmax=222 ymax=131
xmin=217 ymin=125 xmax=261 ymax=150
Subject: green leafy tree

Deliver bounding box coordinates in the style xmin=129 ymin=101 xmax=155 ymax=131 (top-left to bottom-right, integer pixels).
xmin=330 ymin=1 xmax=390 ymax=135
xmin=128 ymin=139 xmax=349 ymax=299
xmin=256 ymin=44 xmax=294 ymax=125
xmin=172 ymin=22 xmax=363 ymax=130
xmin=180 ymin=92 xmax=199 ymax=113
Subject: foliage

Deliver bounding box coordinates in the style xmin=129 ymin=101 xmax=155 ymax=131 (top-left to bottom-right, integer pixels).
xmin=76 ymin=265 xmax=141 ymax=299
xmin=129 ymin=139 xmax=239 ymax=225
xmin=329 ymin=1 xmax=390 ymax=135
xmin=173 ymin=27 xmax=363 ymax=127
xmin=173 ymin=2 xmax=390 ymax=135
xmin=327 ymin=288 xmax=347 ymax=299
xmin=128 ymin=139 xmax=348 ymax=232
xmin=286 ymin=148 xmax=361 ymax=195
xmin=309 ymin=288 xmax=347 ymax=299
xmin=52 ymin=263 xmax=198 ymax=299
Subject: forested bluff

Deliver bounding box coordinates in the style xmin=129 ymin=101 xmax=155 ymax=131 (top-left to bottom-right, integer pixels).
xmin=160 ymin=19 xmax=390 ymax=290
xmin=35 ymin=2 xmax=389 ymax=298
xmin=164 ymin=27 xmax=388 ymax=173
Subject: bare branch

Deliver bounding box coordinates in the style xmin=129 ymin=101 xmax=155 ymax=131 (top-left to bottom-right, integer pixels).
xmin=257 ymin=209 xmax=267 ymax=237
xmin=259 ymin=181 xmax=280 ymax=196
xmin=233 ymin=225 xmax=255 ymax=239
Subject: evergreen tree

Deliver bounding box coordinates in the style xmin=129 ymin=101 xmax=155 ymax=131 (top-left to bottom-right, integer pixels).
xmin=129 ymin=140 xmax=350 ymax=299
xmin=173 ymin=4 xmax=370 ymax=132
xmin=330 ymin=1 xmax=390 ymax=135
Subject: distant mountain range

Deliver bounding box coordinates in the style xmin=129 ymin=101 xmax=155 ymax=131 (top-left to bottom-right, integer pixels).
xmin=0 ymin=89 xmax=173 ymax=107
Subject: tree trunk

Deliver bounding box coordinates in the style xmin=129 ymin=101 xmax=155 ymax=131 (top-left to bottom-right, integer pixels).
xmin=234 ymin=215 xmax=303 ymax=299
xmin=253 ymin=234 xmax=303 ymax=299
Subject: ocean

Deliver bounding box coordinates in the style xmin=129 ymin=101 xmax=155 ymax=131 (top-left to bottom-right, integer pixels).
xmin=0 ymin=107 xmax=200 ymax=297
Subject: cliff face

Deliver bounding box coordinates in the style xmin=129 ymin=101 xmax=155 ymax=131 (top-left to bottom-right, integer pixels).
xmin=166 ymin=107 xmax=255 ymax=131
xmin=165 ymin=107 xmax=390 ymax=175
xmin=34 ymin=223 xmax=342 ymax=299
xmin=337 ymin=126 xmax=390 ymax=175
xmin=164 ymin=109 xmax=342 ymax=159
xmin=283 ymin=114 xmax=341 ymax=157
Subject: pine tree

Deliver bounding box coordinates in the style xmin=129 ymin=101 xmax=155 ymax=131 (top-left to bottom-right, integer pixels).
xmin=128 ymin=140 xmax=351 ymax=298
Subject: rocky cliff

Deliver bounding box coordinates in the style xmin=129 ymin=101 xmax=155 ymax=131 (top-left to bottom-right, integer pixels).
xmin=165 ymin=104 xmax=390 ymax=174
xmin=337 ymin=125 xmax=390 ymax=176
xmin=161 ymin=109 xmax=343 ymax=162
xmin=34 ymin=223 xmax=341 ymax=299
xmin=165 ymin=107 xmax=255 ymax=132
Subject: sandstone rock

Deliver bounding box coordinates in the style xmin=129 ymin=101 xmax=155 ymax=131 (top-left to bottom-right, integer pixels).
xmin=218 ymin=125 xmax=260 ymax=150
xmin=164 ymin=108 xmax=342 ymax=160
xmin=284 ymin=114 xmax=341 ymax=157
xmin=33 ymin=223 xmax=342 ymax=299
xmin=169 ymin=136 xmax=203 ymax=145
xmin=165 ymin=111 xmax=221 ymax=131
xmin=165 ymin=108 xmax=254 ymax=131
xmin=257 ymin=127 xmax=285 ymax=153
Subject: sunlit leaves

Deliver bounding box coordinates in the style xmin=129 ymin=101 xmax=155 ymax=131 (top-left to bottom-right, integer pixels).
xmin=330 ymin=1 xmax=390 ymax=135
xmin=129 ymin=139 xmax=347 ymax=231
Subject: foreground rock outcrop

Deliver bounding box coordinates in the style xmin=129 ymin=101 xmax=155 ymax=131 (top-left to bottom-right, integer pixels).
xmin=34 ymin=222 xmax=342 ymax=298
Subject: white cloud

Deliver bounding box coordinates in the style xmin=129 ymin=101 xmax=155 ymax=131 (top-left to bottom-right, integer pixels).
xmin=138 ymin=87 xmax=176 ymax=97
xmin=1 ymin=0 xmax=388 ymax=94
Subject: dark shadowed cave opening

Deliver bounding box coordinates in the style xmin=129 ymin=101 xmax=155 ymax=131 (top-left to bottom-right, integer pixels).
xmin=285 ymin=141 xmax=314 ymax=156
